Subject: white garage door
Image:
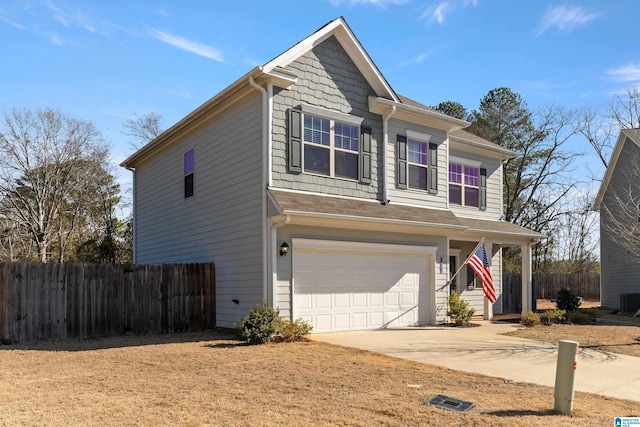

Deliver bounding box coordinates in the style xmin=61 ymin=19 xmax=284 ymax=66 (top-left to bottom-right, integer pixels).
xmin=292 ymin=239 xmax=434 ymax=333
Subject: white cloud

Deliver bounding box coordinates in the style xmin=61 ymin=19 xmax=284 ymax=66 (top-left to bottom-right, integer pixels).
xmin=0 ymin=8 xmax=25 ymax=30
xmin=398 ymin=53 xmax=426 ymax=67
xmin=46 ymin=32 xmax=64 ymax=46
xmin=154 ymin=8 xmax=171 ymax=17
xmin=606 ymin=63 xmax=640 ymax=83
xmin=535 ymin=5 xmax=600 ymax=37
xmin=420 ymin=0 xmax=477 ymax=24
xmin=422 ymin=2 xmax=452 ymax=23
xmin=46 ymin=1 xmax=96 ymax=33
xmin=148 ymin=28 xmax=225 ymax=63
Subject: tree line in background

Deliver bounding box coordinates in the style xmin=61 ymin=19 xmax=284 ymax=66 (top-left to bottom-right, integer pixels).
xmin=435 ymin=86 xmax=640 ymax=273
xmin=0 ymin=87 xmax=637 ymax=269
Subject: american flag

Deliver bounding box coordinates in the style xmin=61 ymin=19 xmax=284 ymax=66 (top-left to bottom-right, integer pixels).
xmin=467 ymin=242 xmax=496 ymax=303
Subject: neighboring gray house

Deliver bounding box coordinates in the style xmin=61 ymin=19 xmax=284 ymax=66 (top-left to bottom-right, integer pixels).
xmin=594 ymin=129 xmax=640 ymax=310
xmin=121 ymin=17 xmax=542 ymax=332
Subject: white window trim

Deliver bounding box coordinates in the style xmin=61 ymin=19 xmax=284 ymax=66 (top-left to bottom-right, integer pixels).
xmin=449 ymin=155 xmax=481 ymax=167
xmin=406 ymin=129 xmax=432 ymax=143
xmin=300 ymin=104 xmax=363 ymax=126
xmin=301 ymin=112 xmax=360 ymax=180
xmin=449 ymin=161 xmax=480 ymax=207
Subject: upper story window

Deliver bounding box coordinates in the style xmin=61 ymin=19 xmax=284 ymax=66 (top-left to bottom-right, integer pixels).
xmin=449 ymin=156 xmax=487 ymax=210
xmin=184 ymin=149 xmax=194 ymax=198
xmin=449 ymin=163 xmax=479 ymax=207
xmin=396 ymin=130 xmax=438 ymax=193
xmin=408 ymin=139 xmax=429 ymax=190
xmin=303 ymin=114 xmax=359 ymax=180
xmin=287 ymin=105 xmax=371 ymax=185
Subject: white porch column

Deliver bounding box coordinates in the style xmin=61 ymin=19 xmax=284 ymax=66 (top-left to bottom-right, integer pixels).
xmin=521 ymin=243 xmax=533 ymax=314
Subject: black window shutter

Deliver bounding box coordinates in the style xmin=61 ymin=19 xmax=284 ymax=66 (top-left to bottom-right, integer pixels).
xmin=479 ymin=167 xmax=487 ymax=210
xmin=288 ymin=109 xmax=302 ymax=173
xmin=397 ymin=135 xmax=407 ymax=189
xmin=359 ymin=126 xmax=372 ymax=184
xmin=428 ymin=142 xmax=438 ymax=194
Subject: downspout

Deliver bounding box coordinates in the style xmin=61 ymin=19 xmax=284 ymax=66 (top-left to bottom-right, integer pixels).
xmin=248 ymin=76 xmax=270 ymax=302
xmin=271 ymin=215 xmax=291 ymax=310
xmin=124 ymin=165 xmax=136 ymax=263
xmin=382 ymin=105 xmax=397 ymax=204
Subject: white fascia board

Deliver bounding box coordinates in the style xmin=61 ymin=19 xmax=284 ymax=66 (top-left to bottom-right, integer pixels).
xmin=593 ymin=131 xmax=636 ymax=210
xmin=281 ymin=209 xmax=467 ymax=231
xmin=369 ymin=96 xmax=470 ymax=131
xmin=449 ymin=135 xmax=516 ymax=160
xmin=121 ymin=66 xmax=263 ymax=168
xmin=292 ymin=237 xmax=437 ymax=256
xmin=263 ymin=17 xmax=398 ymax=101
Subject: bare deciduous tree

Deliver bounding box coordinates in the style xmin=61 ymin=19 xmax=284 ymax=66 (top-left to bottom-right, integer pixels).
xmin=122 ymin=112 xmax=164 ymax=150
xmin=0 ymin=108 xmax=110 ymax=262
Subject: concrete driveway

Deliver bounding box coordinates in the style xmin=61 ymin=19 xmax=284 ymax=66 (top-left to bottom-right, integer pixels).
xmin=311 ymin=320 xmax=640 ymax=403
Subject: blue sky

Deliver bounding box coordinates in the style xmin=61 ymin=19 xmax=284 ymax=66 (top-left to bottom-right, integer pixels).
xmin=1 ymin=0 xmax=639 ymax=188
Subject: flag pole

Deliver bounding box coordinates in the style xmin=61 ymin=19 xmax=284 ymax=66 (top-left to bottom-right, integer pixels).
xmin=444 ymin=238 xmax=484 ymax=289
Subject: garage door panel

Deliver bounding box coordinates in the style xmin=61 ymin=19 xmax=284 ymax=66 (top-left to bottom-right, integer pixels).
xmin=333 ymin=293 xmax=350 ymax=308
xmin=352 ymin=293 xmax=367 ymax=307
xmin=352 ymin=312 xmax=367 ymax=328
xmin=334 ymin=313 xmax=350 ymax=329
xmin=368 ymin=293 xmax=384 ymax=307
xmin=368 ymin=312 xmax=384 ymax=328
xmin=314 ymin=294 xmax=332 ymax=309
xmin=293 ymin=244 xmax=430 ymax=333
xmin=401 ymin=291 xmax=416 ymax=306
xmin=384 ymin=292 xmax=399 ymax=306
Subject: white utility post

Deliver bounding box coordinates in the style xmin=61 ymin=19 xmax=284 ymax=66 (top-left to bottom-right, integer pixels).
xmin=554 ymin=340 xmax=579 ymax=414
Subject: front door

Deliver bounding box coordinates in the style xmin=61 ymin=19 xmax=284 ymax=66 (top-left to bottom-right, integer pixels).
xmin=449 ymin=255 xmax=457 ymax=295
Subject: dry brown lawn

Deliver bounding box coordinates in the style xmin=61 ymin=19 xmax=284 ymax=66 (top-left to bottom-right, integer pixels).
xmin=0 ymin=331 xmax=637 ymax=426
xmin=508 ymin=303 xmax=640 ymax=358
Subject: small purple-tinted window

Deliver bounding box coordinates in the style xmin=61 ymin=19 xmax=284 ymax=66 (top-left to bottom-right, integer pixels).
xmin=449 ymin=184 xmax=462 ymax=204
xmin=465 ymin=187 xmax=479 ymax=207
xmin=449 ymin=163 xmax=462 ymax=184
xmin=184 ymin=149 xmax=194 ymax=175
xmin=464 ymin=166 xmax=479 ymax=187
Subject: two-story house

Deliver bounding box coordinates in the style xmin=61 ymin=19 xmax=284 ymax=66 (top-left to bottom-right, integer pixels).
xmin=121 ymin=17 xmax=542 ymax=332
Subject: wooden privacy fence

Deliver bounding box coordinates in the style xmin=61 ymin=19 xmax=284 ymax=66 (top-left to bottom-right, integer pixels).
xmin=0 ymin=262 xmax=215 ymax=344
xmin=502 ymin=273 xmax=600 ymax=313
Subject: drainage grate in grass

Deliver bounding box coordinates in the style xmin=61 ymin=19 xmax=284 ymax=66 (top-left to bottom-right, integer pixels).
xmin=427 ymin=394 xmax=475 ymax=412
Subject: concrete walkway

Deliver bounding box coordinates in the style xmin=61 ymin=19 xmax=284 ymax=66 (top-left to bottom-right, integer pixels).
xmin=311 ymin=320 xmax=640 ymax=402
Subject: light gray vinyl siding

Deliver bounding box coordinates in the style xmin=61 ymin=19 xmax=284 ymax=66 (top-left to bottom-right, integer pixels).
xmin=274 ymin=225 xmax=449 ymax=323
xmin=386 ymin=119 xmax=447 ymax=209
xmin=134 ymin=91 xmax=265 ymax=329
xmin=599 ymin=138 xmax=640 ymax=309
xmin=448 ymin=149 xmax=502 ymax=220
xmin=271 ymin=35 xmax=383 ymax=200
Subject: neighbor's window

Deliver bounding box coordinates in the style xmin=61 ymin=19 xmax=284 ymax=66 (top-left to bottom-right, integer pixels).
xmin=303 ymin=114 xmax=359 ymax=180
xmin=184 ymin=149 xmax=194 ymax=198
xmin=408 ymin=139 xmax=429 ymax=190
xmin=449 ymin=163 xmax=479 ymax=207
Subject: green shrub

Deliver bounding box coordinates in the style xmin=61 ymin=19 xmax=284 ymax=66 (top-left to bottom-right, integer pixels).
xmin=566 ymin=308 xmax=600 ymax=325
xmin=520 ymin=311 xmax=541 ymax=327
xmin=556 ymin=288 xmax=581 ymax=312
xmin=279 ymin=318 xmax=313 ymax=342
xmin=238 ymin=301 xmax=282 ymax=345
xmin=447 ymin=291 xmax=475 ymax=326
xmin=540 ymin=309 xmax=566 ymax=325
